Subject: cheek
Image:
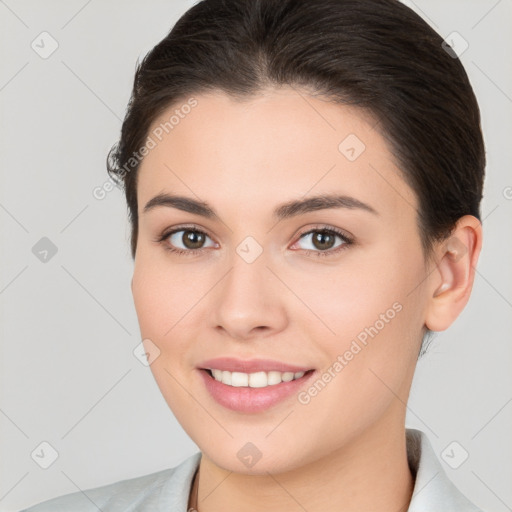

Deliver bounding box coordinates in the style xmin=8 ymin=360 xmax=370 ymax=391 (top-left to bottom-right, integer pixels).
xmin=132 ymin=254 xmax=203 ymax=339
xmin=132 ymin=259 xmax=200 ymax=412
xmin=295 ymin=244 xmax=424 ymax=386
xmin=293 ymin=256 xmax=414 ymax=347
xmin=291 ymin=275 xmax=419 ymax=447
xmin=131 ymin=255 xmax=217 ymax=389
xmin=131 ymin=268 xmax=170 ymax=338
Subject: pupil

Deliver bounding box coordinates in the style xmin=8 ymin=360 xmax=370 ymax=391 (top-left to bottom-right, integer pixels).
xmin=184 ymin=231 xmax=204 ymax=249
xmin=313 ymin=231 xmax=334 ymax=250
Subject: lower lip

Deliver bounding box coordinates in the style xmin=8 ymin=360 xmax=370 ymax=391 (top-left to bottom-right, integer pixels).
xmin=198 ymin=369 xmax=316 ymax=413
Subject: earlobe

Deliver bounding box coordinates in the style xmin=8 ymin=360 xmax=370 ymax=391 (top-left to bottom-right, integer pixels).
xmin=425 ymin=215 xmax=483 ymax=332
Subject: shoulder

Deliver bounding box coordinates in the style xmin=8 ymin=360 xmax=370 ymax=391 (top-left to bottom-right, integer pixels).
xmin=19 ymin=451 xmax=201 ymax=512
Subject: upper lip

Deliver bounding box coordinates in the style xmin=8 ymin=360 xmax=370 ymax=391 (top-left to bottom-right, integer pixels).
xmin=198 ymin=357 xmax=313 ymax=373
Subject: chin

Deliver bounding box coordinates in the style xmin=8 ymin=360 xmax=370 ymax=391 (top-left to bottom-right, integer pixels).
xmin=202 ymin=445 xmax=303 ymax=476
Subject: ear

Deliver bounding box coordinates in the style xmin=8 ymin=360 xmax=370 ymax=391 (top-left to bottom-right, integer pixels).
xmin=424 ymin=215 xmax=483 ymax=332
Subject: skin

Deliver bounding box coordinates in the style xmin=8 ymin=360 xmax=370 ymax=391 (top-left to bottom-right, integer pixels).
xmin=131 ymin=86 xmax=482 ymax=512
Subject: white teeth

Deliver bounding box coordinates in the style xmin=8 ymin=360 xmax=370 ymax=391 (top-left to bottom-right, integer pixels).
xmin=231 ymin=372 xmax=248 ymax=387
xmin=208 ymin=369 xmax=307 ymax=387
xmin=221 ymin=370 xmax=232 ymax=385
xmin=267 ymin=371 xmax=283 ymax=385
xmin=282 ymin=372 xmax=295 ymax=382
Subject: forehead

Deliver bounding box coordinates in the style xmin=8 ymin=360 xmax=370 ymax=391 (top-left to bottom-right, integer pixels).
xmin=137 ymin=87 xmax=418 ymax=221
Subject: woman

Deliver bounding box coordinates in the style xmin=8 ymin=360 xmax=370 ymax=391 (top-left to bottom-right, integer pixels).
xmin=21 ymin=0 xmax=486 ymax=510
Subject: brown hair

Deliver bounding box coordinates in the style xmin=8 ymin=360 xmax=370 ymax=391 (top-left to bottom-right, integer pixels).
xmin=106 ymin=0 xmax=485 ymax=355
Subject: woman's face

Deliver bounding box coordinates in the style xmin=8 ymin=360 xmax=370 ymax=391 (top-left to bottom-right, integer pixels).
xmin=132 ymin=87 xmax=430 ymax=474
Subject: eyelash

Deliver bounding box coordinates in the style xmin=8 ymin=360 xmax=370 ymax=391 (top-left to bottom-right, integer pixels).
xmin=155 ymin=224 xmax=354 ymax=258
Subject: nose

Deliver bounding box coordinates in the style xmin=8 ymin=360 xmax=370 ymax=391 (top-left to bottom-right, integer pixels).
xmin=212 ymin=251 xmax=288 ymax=341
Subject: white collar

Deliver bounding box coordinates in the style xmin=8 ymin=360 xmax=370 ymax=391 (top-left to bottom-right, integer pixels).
xmin=166 ymin=428 xmax=482 ymax=511
xmin=406 ymin=428 xmax=482 ymax=511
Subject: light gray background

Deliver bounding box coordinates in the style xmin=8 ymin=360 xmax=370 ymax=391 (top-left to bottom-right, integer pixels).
xmin=1 ymin=1 xmax=511 ymax=511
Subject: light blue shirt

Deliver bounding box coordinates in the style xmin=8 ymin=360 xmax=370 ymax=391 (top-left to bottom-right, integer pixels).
xmin=20 ymin=428 xmax=483 ymax=511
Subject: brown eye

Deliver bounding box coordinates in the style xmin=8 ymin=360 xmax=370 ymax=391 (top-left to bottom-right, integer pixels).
xmin=292 ymin=227 xmax=353 ymax=257
xmin=311 ymin=231 xmax=336 ymax=250
xmin=181 ymin=230 xmax=206 ymax=249
xmin=164 ymin=228 xmax=217 ymax=253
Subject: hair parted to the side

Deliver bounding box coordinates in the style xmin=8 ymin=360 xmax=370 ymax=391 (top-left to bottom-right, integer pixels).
xmin=106 ymin=0 xmax=485 ymax=357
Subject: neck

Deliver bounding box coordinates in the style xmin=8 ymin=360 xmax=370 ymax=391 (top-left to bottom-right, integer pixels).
xmin=192 ymin=418 xmax=414 ymax=512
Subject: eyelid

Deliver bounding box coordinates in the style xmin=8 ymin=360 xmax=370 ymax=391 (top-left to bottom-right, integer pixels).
xmin=293 ymin=224 xmax=354 ymax=244
xmin=159 ymin=225 xmax=218 ymax=246
xmin=288 ymin=224 xmax=353 ymax=254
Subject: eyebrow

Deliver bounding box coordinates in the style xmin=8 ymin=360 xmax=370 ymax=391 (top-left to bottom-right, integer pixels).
xmin=143 ymin=192 xmax=378 ymax=220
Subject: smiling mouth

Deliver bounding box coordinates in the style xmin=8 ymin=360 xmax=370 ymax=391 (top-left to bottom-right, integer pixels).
xmin=203 ymin=368 xmax=315 ymax=388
